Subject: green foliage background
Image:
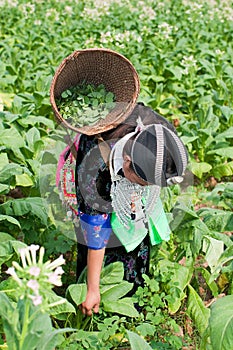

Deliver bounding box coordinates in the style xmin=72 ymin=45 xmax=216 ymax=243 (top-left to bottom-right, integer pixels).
xmin=0 ymin=0 xmax=233 ymax=349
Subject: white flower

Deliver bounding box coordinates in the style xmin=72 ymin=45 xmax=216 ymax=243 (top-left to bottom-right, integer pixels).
xmin=183 ymin=67 xmax=189 ymax=75
xmin=46 ymin=266 xmax=64 ymax=286
xmin=47 ymin=272 xmax=62 ymax=286
xmin=0 ymin=0 xmax=18 ymax=7
xmin=38 ymin=246 xmax=45 ymax=265
xmin=18 ymin=248 xmax=28 ymax=268
xmin=12 ymin=261 xmax=24 ymax=272
xmin=29 ymin=294 xmax=43 ymax=306
xmin=181 ymin=55 xmax=197 ymax=71
xmin=215 ymin=49 xmax=224 ymax=56
xmin=45 ymin=255 xmax=65 ymax=271
xmin=5 ymin=244 xmax=67 ymax=311
xmin=45 ymin=8 xmax=60 ymax=21
xmin=27 ymin=279 xmax=39 ymax=293
xmin=158 ymin=22 xmax=173 ymax=39
xmin=19 ymin=247 xmax=33 ymax=266
xmin=65 ymin=5 xmax=72 ymax=14
xmin=54 ymin=266 xmax=65 ymax=275
xmin=6 ymin=267 xmax=22 ymax=286
xmin=28 ymin=245 xmax=40 ymax=265
xmin=29 ymin=266 xmax=41 ymax=277
xmin=34 ymin=19 xmax=42 ymax=26
xmin=6 ymin=267 xmax=15 ymax=275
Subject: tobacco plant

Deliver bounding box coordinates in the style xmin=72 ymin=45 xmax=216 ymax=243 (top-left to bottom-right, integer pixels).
xmin=0 ymin=0 xmax=233 ymax=349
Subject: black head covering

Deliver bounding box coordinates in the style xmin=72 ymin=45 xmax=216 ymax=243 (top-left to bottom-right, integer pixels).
xmin=130 ymin=124 xmax=188 ymax=186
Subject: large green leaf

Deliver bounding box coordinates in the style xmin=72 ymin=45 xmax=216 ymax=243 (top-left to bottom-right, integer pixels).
xmin=136 ymin=323 xmax=156 ymax=337
xmin=198 ymin=207 xmax=233 ymax=232
xmin=102 ymin=297 xmax=139 ymax=317
xmin=18 ymin=115 xmax=54 ymax=129
xmin=0 ymin=277 xmax=18 ymax=302
xmin=207 ymin=231 xmax=233 ymax=249
xmin=0 ymin=183 xmax=10 ymax=194
xmin=203 ymin=236 xmax=224 ymax=273
xmin=15 ymin=173 xmax=34 ymax=187
xmin=127 ymin=331 xmax=152 ymax=350
xmin=0 ymin=198 xmax=48 ymax=225
xmin=0 ymin=215 xmax=21 ymax=228
xmin=101 ymin=281 xmax=133 ymax=302
xmin=215 ymin=126 xmax=233 ymax=140
xmin=26 ymin=159 xmax=42 ymax=177
xmin=187 ymin=284 xmax=210 ymax=336
xmin=181 ymin=135 xmax=199 ymax=145
xmin=212 ymin=161 xmax=233 ymax=180
xmin=19 ymin=302 xmax=53 ymax=350
xmin=0 ymin=127 xmax=25 ymax=149
xmin=0 ymin=232 xmax=15 ymax=243
xmin=207 ymin=147 xmax=233 ymax=158
xmin=198 ymin=267 xmax=219 ymax=298
xmin=25 ymin=127 xmax=41 ymax=151
xmin=66 ymin=284 xmax=87 ymax=308
xmin=0 ymin=240 xmax=26 ymax=266
xmin=0 ymin=153 xmax=9 ymax=167
xmin=34 ymin=328 xmax=72 ymax=350
xmin=218 ymin=106 xmax=233 ymax=121
xmin=209 ymin=295 xmax=233 ymax=350
xmin=171 ymin=202 xmax=199 ymax=222
xmin=100 ymin=261 xmax=124 ymax=285
xmin=18 ymin=299 xmax=73 ymax=350
xmin=45 ymin=290 xmax=75 ymax=319
xmin=0 ymin=293 xmax=20 ymax=350
xmin=192 ymin=221 xmax=210 ymax=257
xmin=25 ymin=127 xmax=44 ymax=157
xmin=158 ymin=260 xmax=193 ymax=313
xmin=210 ymin=245 xmax=233 ymax=282
xmin=0 ymin=164 xmax=23 ymax=183
xmin=190 ymin=161 xmax=212 ymax=179
xmin=205 ymin=182 xmax=233 ymax=210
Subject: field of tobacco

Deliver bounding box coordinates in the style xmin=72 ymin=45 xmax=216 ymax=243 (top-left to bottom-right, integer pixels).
xmin=0 ymin=0 xmax=232 ymax=349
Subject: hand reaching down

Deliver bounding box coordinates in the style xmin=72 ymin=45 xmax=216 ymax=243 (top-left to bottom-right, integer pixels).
xmin=81 ymin=289 xmax=101 ymax=316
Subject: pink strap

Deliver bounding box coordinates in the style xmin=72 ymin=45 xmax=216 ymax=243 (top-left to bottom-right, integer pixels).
xmin=56 ymin=133 xmax=81 ymax=186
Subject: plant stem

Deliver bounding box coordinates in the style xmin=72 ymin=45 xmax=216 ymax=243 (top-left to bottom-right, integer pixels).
xmin=75 ymin=309 xmax=84 ymax=329
xmin=81 ymin=315 xmax=91 ymax=330
xmin=19 ymin=299 xmax=30 ymax=350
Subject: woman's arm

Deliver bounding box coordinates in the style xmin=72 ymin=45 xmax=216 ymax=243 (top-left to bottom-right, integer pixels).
xmin=81 ymin=247 xmax=105 ymax=316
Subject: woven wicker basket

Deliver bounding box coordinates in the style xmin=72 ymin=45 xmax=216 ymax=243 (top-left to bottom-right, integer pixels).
xmin=50 ymin=48 xmax=140 ymax=135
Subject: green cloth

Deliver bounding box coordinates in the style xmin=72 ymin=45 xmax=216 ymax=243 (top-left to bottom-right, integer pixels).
xmin=111 ymin=198 xmax=171 ymax=252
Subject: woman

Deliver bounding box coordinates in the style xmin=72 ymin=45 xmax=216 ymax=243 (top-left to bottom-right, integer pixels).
xmin=75 ymin=103 xmax=188 ymax=316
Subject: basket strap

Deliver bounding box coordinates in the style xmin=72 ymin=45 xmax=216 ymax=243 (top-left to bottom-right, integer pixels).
xmin=97 ymin=135 xmax=111 ymax=167
xmin=64 ymin=130 xmax=78 ymax=159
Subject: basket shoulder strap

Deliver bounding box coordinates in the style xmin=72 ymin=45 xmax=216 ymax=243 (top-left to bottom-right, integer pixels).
xmin=97 ymin=135 xmax=111 ymax=167
xmin=64 ymin=133 xmax=81 ymax=159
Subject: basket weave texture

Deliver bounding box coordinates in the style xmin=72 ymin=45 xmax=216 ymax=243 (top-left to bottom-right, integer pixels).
xmin=50 ymin=48 xmax=140 ymax=135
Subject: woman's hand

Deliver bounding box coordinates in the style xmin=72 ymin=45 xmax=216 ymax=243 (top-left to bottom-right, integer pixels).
xmin=81 ymin=289 xmax=100 ymax=316
xmin=80 ymin=247 xmax=105 ymax=316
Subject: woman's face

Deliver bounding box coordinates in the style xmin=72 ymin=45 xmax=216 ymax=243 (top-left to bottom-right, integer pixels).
xmin=122 ymin=154 xmax=149 ymax=186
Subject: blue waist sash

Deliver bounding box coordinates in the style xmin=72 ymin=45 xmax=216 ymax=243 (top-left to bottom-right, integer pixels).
xmin=78 ymin=198 xmax=171 ymax=252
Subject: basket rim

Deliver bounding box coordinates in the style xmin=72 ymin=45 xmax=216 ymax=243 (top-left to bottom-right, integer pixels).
xmin=50 ymin=48 xmax=140 ymax=135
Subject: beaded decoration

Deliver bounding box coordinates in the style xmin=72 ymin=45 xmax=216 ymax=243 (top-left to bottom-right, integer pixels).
xmin=56 ymin=133 xmax=80 ymax=221
xmin=59 ymin=154 xmax=78 ymax=220
xmin=109 ymin=122 xmax=161 ymax=229
xmin=110 ymin=175 xmax=160 ymax=228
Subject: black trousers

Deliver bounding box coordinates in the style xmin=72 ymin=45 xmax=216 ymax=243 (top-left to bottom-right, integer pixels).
xmin=76 ymin=226 xmax=150 ymax=295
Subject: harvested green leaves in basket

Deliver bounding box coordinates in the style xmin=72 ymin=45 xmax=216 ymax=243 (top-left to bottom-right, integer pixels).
xmin=56 ymin=82 xmax=116 ymax=127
